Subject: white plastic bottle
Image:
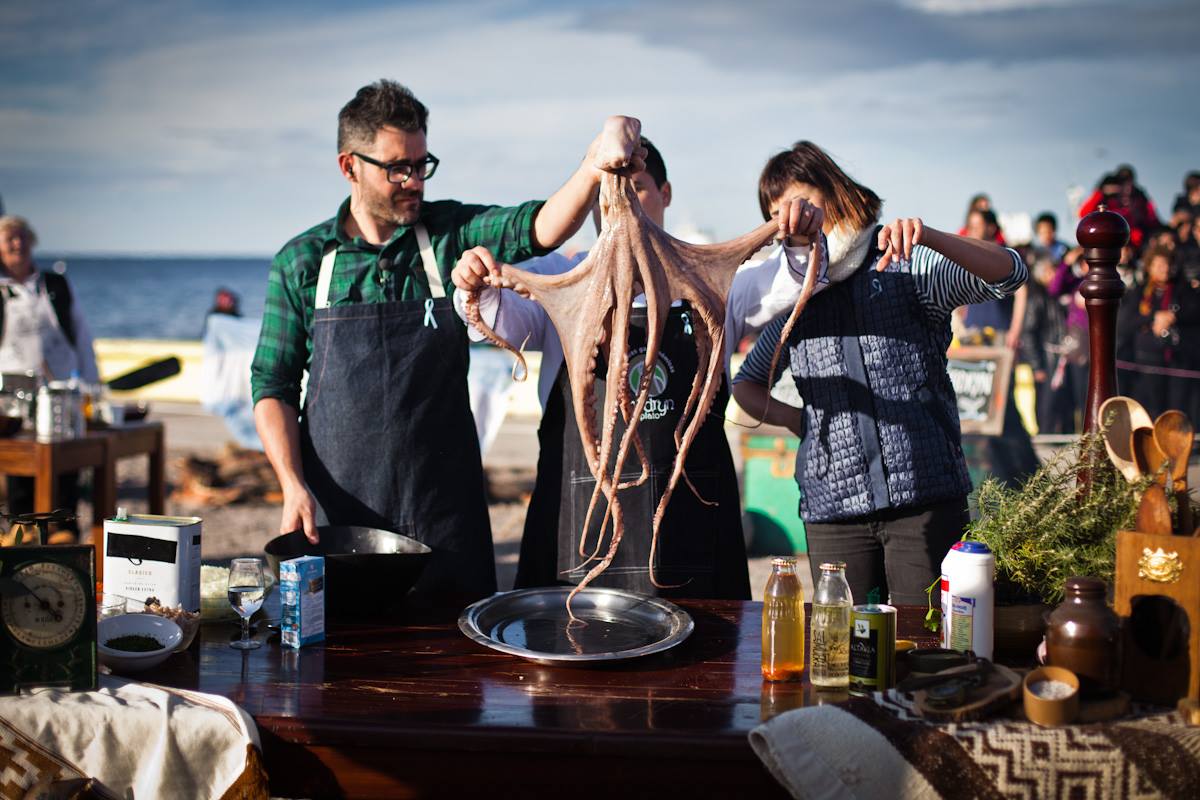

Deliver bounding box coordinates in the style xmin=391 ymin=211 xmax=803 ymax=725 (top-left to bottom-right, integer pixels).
xmin=940 ymin=540 xmax=995 ymax=660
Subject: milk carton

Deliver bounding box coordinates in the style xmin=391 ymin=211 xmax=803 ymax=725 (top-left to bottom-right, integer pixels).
xmin=103 ymin=511 xmax=202 ymax=612
xmin=280 ymin=556 xmax=325 ymax=648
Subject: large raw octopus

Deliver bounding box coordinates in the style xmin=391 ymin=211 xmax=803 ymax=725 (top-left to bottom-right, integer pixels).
xmin=465 ymin=119 xmax=823 ymax=619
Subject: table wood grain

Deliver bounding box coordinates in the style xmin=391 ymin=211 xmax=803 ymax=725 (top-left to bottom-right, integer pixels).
xmin=151 ymin=600 xmax=938 ymax=799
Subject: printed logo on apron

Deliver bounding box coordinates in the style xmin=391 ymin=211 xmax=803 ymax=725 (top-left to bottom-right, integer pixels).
xmin=626 ymin=348 xmax=675 ymax=421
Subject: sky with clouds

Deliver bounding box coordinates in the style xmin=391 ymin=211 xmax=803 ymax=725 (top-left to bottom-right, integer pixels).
xmin=1 ymin=0 xmax=1197 ymax=255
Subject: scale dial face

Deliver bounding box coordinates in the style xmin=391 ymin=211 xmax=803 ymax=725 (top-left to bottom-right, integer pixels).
xmin=1 ymin=561 xmax=88 ymax=649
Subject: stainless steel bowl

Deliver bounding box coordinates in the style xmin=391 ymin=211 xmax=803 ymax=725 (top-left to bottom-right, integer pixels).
xmin=458 ymin=586 xmax=693 ymax=665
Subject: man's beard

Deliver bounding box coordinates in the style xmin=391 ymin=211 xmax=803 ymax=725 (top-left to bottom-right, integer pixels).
xmin=363 ymin=185 xmax=423 ymax=227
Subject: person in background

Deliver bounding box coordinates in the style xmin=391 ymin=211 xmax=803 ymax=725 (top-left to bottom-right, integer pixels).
xmin=1030 ymin=212 xmax=1069 ymax=265
xmin=959 ymin=211 xmax=1038 ymax=485
xmin=1172 ymin=171 xmax=1200 ymax=218
xmin=731 ymin=141 xmax=1027 ymax=605
xmin=1079 ymin=166 xmax=1162 ymax=251
xmin=209 ymin=287 xmax=241 ymax=318
xmin=450 ymin=138 xmax=825 ymax=599
xmin=0 ymin=215 xmax=99 ymax=538
xmin=1117 ymin=246 xmax=1199 ymax=419
xmin=1176 ymin=214 xmax=1200 ymax=291
xmin=958 ymin=194 xmax=1006 ymax=245
xmin=1021 ymin=257 xmax=1073 ymax=434
xmin=200 ymin=287 xmax=243 ymax=338
xmin=250 ymin=79 xmax=644 ymax=601
xmin=1171 ymin=207 xmax=1194 ymax=246
xmin=962 ymin=208 xmax=1024 ymax=347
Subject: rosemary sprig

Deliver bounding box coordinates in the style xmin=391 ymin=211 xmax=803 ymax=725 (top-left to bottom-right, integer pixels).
xmin=965 ymin=432 xmax=1147 ymax=605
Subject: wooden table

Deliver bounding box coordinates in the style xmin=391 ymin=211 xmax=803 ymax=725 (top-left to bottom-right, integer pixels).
xmin=99 ymin=421 xmax=166 ymax=515
xmin=154 ymin=601 xmax=937 ymax=799
xmin=0 ymin=421 xmax=165 ymax=585
xmin=0 ymin=431 xmax=113 ymax=543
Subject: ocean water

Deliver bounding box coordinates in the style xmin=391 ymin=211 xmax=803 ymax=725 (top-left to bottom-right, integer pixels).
xmin=40 ymin=255 xmax=271 ymax=340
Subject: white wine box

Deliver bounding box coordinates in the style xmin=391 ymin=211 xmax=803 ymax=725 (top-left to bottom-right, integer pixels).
xmin=104 ymin=513 xmax=202 ymax=612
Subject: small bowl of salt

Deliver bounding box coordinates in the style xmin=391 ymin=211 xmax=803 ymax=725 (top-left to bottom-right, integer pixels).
xmin=1023 ymin=666 xmax=1080 ymax=726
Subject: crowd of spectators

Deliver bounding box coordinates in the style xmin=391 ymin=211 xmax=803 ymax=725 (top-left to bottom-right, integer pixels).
xmin=962 ymin=166 xmax=1200 ymax=434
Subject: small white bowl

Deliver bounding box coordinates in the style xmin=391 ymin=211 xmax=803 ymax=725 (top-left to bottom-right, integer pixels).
xmin=98 ymin=613 xmax=182 ymax=673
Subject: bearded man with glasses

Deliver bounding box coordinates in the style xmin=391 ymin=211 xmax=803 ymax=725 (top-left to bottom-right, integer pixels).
xmin=251 ymin=79 xmax=644 ymax=601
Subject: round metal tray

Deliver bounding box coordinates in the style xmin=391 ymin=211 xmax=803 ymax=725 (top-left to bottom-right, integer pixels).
xmin=458 ymin=586 xmax=694 ymax=665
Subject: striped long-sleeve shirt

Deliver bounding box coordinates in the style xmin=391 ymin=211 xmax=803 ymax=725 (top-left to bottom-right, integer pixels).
xmin=735 ymin=244 xmax=1027 ymax=387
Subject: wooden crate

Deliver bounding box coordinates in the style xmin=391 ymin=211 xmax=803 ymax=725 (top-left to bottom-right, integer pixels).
xmin=1114 ymin=530 xmax=1200 ymax=706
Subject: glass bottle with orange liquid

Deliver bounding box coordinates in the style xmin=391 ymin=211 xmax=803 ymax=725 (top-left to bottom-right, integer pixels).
xmin=762 ymin=556 xmax=805 ymax=681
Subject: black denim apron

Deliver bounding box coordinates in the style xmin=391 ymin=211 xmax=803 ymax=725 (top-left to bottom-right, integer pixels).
xmin=517 ymin=304 xmax=749 ymax=599
xmin=299 ymin=236 xmax=496 ymax=602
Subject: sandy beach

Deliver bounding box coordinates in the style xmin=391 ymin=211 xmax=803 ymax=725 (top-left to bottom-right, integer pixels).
xmin=78 ymin=402 xmax=1200 ymax=606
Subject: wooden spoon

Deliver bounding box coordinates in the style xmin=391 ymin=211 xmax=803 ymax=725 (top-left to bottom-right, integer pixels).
xmin=1136 ymin=484 xmax=1174 ymax=535
xmin=1100 ymin=396 xmax=1153 ymax=482
xmin=1131 ymin=427 xmax=1169 ymax=486
xmin=1154 ymin=410 xmax=1194 ymax=535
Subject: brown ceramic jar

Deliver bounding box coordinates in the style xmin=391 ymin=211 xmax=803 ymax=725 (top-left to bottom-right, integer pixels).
xmin=1045 ymin=577 xmax=1123 ymax=698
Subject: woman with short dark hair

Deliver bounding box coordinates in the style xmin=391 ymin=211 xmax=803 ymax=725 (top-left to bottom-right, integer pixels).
xmin=732 ymin=142 xmax=1027 ymax=604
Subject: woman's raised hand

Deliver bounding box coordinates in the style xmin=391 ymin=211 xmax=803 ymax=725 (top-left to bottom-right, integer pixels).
xmin=775 ymin=198 xmax=824 ymax=246
xmin=876 ymin=217 xmax=926 ymax=271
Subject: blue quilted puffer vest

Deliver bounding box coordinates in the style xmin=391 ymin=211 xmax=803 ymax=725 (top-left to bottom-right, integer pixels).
xmin=786 ymin=247 xmax=971 ymax=522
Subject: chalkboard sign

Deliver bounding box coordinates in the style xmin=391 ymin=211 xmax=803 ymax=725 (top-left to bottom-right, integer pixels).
xmin=946 ymin=346 xmax=1014 ymax=435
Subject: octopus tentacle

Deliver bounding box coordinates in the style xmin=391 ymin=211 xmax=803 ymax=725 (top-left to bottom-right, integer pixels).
xmin=736 ymin=233 xmax=825 ymax=430
xmin=673 ymin=317 xmax=719 ymax=507
xmin=463 ymin=288 xmax=529 ymax=381
xmin=462 ymin=152 xmax=818 ymax=617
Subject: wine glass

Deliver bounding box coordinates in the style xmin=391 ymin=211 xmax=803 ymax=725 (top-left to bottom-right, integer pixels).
xmin=227 ymin=557 xmax=265 ymax=650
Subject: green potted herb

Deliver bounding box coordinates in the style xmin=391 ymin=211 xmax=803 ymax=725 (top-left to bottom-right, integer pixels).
xmin=927 ymin=433 xmax=1146 ymax=659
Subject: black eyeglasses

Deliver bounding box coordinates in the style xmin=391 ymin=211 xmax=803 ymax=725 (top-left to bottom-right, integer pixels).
xmin=352 ymin=152 xmax=439 ymax=184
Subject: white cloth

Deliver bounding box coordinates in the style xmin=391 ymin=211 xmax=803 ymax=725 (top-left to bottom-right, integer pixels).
xmin=0 ymin=271 xmax=99 ymax=382
xmin=201 ymin=314 xmax=264 ymax=450
xmin=824 ymin=223 xmax=877 ymax=285
xmin=749 ymin=704 xmax=939 ymax=800
xmin=0 ymin=674 xmax=261 ymax=799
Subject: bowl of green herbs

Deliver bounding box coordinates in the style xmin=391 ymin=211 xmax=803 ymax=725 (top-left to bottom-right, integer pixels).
xmin=98 ymin=613 xmax=182 ymax=673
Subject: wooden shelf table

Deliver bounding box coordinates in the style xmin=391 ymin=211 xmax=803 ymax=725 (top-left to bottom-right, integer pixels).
xmin=0 ymin=430 xmax=114 ymax=544
xmin=100 ymin=421 xmax=166 ymax=515
xmin=0 ymin=421 xmax=165 ymax=587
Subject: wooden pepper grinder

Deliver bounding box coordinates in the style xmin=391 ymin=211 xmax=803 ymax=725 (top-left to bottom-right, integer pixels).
xmin=1076 ymin=205 xmax=1128 ymax=438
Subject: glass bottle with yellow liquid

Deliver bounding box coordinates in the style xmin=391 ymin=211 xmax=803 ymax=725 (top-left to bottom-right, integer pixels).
xmin=810 ymin=561 xmax=853 ymax=689
xmin=761 ymin=557 xmax=805 ymax=681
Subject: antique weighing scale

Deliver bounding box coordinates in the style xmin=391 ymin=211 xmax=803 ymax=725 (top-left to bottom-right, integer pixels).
xmin=0 ymin=540 xmax=97 ymax=693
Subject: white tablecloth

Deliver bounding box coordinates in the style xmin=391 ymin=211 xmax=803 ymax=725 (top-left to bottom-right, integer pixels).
xmin=0 ymin=675 xmax=266 ymax=799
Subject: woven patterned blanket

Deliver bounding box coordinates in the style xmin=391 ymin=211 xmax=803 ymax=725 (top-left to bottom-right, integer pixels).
xmin=750 ymin=691 xmax=1200 ymax=799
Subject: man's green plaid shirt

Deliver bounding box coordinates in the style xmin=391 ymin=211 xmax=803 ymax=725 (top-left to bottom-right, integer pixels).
xmin=250 ymin=197 xmax=546 ymax=409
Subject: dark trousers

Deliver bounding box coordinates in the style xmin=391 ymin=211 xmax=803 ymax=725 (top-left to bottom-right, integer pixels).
xmin=1034 ymin=375 xmax=1075 ymax=435
xmin=1128 ymin=370 xmax=1193 ymax=421
xmin=803 ymin=496 xmax=969 ymax=606
xmin=5 ymin=473 xmax=82 ymax=535
xmin=1069 ymin=361 xmax=1090 ymax=433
